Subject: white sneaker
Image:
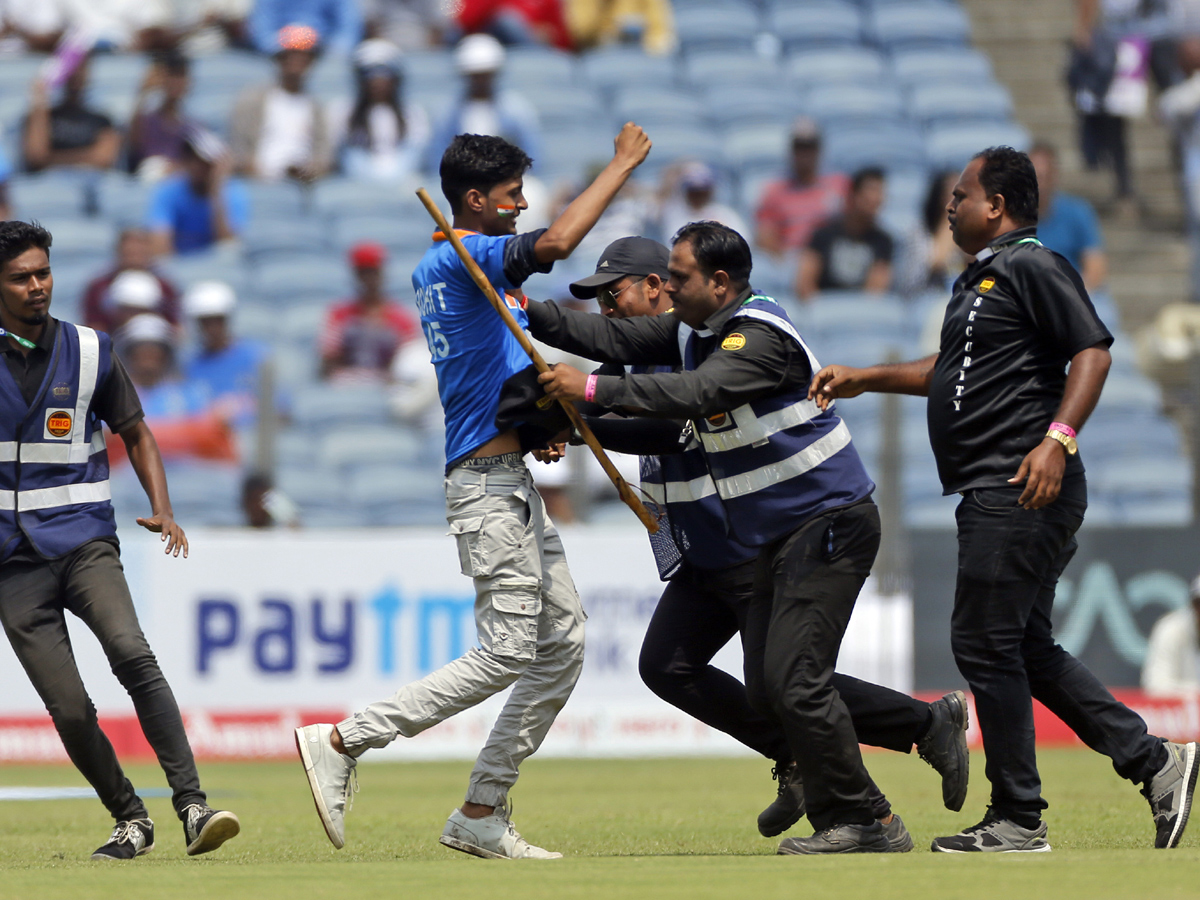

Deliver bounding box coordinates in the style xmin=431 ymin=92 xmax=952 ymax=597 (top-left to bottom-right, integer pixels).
xmin=295 ymin=724 xmax=357 ymax=849
xmin=439 ymin=805 xmax=562 ymax=859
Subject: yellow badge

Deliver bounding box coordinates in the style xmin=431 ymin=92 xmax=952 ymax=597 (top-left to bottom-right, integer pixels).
xmin=46 ymin=410 xmax=72 ymax=438
xmin=978 ymin=278 xmax=995 ymax=293
xmin=721 ymin=333 xmax=747 ymax=351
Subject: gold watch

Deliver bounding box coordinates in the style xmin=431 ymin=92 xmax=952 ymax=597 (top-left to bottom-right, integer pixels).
xmin=1046 ymin=429 xmax=1078 ymax=455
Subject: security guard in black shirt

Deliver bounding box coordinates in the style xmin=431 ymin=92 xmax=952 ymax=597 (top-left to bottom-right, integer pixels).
xmin=810 ymin=147 xmax=1197 ymax=853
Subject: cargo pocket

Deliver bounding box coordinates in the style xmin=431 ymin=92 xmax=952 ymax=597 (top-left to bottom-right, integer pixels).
xmin=448 ymin=516 xmax=488 ymax=577
xmin=482 ymin=579 xmax=542 ymax=661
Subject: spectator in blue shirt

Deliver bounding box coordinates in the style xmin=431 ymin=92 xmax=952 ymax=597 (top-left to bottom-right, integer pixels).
xmin=249 ymin=0 xmax=362 ymax=55
xmin=0 ymin=142 xmax=11 ymax=220
xmin=1029 ymin=140 xmax=1108 ymax=290
xmin=146 ymin=127 xmax=250 ymax=256
xmin=183 ymin=281 xmax=270 ymax=429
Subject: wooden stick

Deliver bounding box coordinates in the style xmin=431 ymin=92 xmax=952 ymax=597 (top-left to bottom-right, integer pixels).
xmin=415 ymin=188 xmax=659 ymax=534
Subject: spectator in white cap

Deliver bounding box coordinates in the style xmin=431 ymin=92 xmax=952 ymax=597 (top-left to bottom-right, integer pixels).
xmin=424 ymin=33 xmax=542 ymax=173
xmin=1142 ymin=575 xmax=1200 ymax=696
xmin=329 ymin=39 xmax=431 ymax=182
xmin=105 ymin=269 xmax=174 ymax=335
xmin=656 ymin=160 xmax=748 ymax=243
xmin=146 ymin=126 xmax=250 ymax=257
xmin=183 ymin=281 xmax=270 ymax=428
xmin=83 ymin=227 xmax=182 ymax=334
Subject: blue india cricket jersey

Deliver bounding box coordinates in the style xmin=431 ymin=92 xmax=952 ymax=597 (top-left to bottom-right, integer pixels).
xmin=412 ymin=230 xmax=532 ymax=466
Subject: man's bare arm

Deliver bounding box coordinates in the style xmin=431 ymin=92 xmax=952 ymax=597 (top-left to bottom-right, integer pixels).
xmin=808 ymin=354 xmax=939 ymax=409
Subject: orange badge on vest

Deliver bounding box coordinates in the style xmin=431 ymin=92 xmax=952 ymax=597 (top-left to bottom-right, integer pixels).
xmin=45 ymin=410 xmax=72 ymax=438
xmin=978 ymin=278 xmax=995 ymax=293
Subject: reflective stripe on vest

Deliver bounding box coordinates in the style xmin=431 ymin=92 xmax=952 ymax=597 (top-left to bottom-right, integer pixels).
xmin=0 ymin=480 xmax=113 ymax=511
xmin=0 ymin=430 xmax=106 ymax=463
xmin=698 ymin=397 xmax=823 ymax=453
xmin=713 ymin=418 xmax=851 ymax=499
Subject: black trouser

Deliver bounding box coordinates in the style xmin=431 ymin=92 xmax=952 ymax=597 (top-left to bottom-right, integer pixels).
xmin=0 ymin=539 xmax=205 ymax=822
xmin=743 ymin=499 xmax=890 ymax=831
xmin=640 ymin=556 xmax=931 ymax=822
xmin=951 ymin=486 xmax=1167 ymax=825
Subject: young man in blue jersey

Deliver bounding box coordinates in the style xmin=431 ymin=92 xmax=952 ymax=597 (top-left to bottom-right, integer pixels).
xmin=297 ymin=124 xmax=651 ymax=860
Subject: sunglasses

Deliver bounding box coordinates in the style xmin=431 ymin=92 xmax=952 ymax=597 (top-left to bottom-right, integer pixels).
xmin=597 ymin=277 xmax=646 ymax=311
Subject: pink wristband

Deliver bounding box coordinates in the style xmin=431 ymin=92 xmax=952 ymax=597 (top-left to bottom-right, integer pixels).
xmin=1049 ymin=421 xmax=1076 ymax=439
xmin=584 ymin=374 xmax=598 ymax=403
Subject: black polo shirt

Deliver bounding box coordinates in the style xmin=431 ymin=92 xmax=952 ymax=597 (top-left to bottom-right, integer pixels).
xmin=1 ymin=318 xmax=145 ymax=563
xmin=927 ymin=227 xmax=1113 ymax=495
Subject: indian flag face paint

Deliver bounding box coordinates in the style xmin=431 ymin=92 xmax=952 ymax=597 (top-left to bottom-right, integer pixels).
xmin=497 ymin=204 xmax=518 ymax=218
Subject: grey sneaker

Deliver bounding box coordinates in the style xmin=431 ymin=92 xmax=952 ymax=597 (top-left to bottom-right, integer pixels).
xmin=758 ymin=761 xmax=806 ymax=837
xmin=1143 ymin=740 xmax=1198 ymax=849
xmin=777 ymin=821 xmax=890 ymax=855
xmin=182 ymin=803 xmax=241 ymax=856
xmin=930 ymin=810 xmax=1050 ymax=853
xmin=882 ymin=814 xmax=913 ymax=852
xmin=917 ymin=690 xmax=970 ymax=812
xmin=440 ymin=804 xmax=562 ymax=859
xmin=91 ymin=818 xmax=154 ymax=860
xmin=295 ymin=723 xmax=357 ymax=849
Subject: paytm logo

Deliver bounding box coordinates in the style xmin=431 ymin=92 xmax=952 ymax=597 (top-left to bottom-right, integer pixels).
xmin=196 ymin=583 xmax=476 ymax=677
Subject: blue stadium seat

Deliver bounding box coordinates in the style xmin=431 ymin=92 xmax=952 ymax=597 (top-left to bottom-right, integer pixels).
xmin=904 ymin=497 xmax=957 ymax=528
xmin=528 ymin=85 xmax=607 ymax=129
xmin=907 ymin=82 xmax=1014 ymax=126
xmin=706 ymin=84 xmax=802 ymax=128
xmin=244 ymin=218 xmax=329 ymax=259
xmin=96 ymin=173 xmax=152 ymax=223
xmin=313 ymin=178 xmax=427 ymax=218
xmin=346 ymin=464 xmax=444 ymax=507
xmin=807 ymin=294 xmax=911 ymax=340
xmin=823 ymin=122 xmax=926 ymax=170
xmin=9 ymin=173 xmax=91 ymax=220
xmin=291 ymin=384 xmax=391 ymax=429
xmin=767 ymin=3 xmax=865 ymax=51
xmin=682 ymin=51 xmax=783 ymax=87
xmin=321 ymin=428 xmax=423 ymax=469
xmin=37 ymin=217 xmax=117 ymax=259
xmin=675 ymin=5 xmax=764 ymax=52
xmin=0 ymin=56 xmax=44 ymax=95
xmin=277 ymin=463 xmax=346 ymax=509
xmin=803 ymin=82 xmax=907 ymax=124
xmin=279 ymin=302 xmax=328 ymax=344
xmin=252 ymin=257 xmax=340 ymax=307
xmin=723 ymin=123 xmax=792 ymax=168
xmin=161 ymin=462 xmax=242 ymax=518
xmin=504 ymin=48 xmax=579 ymax=88
xmin=539 ymin=125 xmax=627 ymax=180
xmin=307 ymin=55 xmax=354 ymax=102
xmin=186 ymin=92 xmax=240 ymax=134
xmin=190 ymin=52 xmax=274 ymax=97
xmin=924 ymin=121 xmax=1031 ymax=170
xmin=333 ymin=214 xmax=433 ymax=254
xmin=891 ymin=47 xmax=993 ymax=85
xmin=160 ymin=248 xmax=249 ymax=293
xmin=579 ymin=48 xmax=679 ymax=94
xmin=785 ymin=47 xmax=888 ymax=86
xmin=88 ymin=54 xmax=148 ymax=106
xmin=635 ymin=126 xmax=724 ymax=173
xmin=613 ymin=88 xmax=709 ymax=127
xmin=867 ymin=2 xmax=972 ymax=49
xmin=1118 ymin=496 xmax=1192 ymax=526
xmin=242 ymin=181 xmax=310 ymax=219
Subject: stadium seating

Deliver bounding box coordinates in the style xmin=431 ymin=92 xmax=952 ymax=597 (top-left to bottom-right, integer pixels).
xmin=0 ymin=0 xmax=1185 ymax=531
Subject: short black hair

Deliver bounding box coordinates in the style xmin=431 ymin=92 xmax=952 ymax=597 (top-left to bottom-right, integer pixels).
xmin=851 ymin=166 xmax=885 ymax=194
xmin=0 ymin=221 xmax=52 ymax=269
xmin=159 ymin=50 xmax=190 ymax=76
xmin=672 ymin=221 xmax=752 ymax=289
xmin=440 ymin=134 xmax=533 ymax=214
xmin=973 ymin=146 xmax=1039 ymax=226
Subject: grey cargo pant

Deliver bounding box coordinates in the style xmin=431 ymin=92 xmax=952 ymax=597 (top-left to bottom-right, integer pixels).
xmin=337 ymin=457 xmax=587 ymax=807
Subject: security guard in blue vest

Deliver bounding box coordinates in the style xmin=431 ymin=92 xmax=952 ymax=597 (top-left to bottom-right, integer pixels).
xmin=0 ymin=222 xmax=239 ymax=860
xmin=547 ymin=237 xmax=968 ymax=850
xmin=535 ymin=221 xmax=941 ymax=854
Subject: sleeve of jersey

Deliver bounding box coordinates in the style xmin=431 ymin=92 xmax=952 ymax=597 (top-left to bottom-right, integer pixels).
xmin=94 ymin=353 xmax=146 ymax=435
xmin=458 ymin=229 xmax=553 ymax=291
xmin=593 ymin=322 xmax=794 ymax=419
xmin=525 ymin=299 xmax=682 ymax=365
xmin=1016 ymin=252 xmax=1113 ymax=356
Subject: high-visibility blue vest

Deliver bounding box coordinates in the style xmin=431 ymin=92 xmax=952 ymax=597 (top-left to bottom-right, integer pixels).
xmin=681 ymin=295 xmax=875 ymax=548
xmin=0 ymin=321 xmax=117 ymax=561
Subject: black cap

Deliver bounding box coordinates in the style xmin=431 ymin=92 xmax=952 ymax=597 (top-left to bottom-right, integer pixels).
xmin=569 ymin=236 xmax=670 ymax=299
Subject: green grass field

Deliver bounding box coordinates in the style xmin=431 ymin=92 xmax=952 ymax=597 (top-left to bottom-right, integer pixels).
xmin=1 ymin=749 xmax=1198 ymax=900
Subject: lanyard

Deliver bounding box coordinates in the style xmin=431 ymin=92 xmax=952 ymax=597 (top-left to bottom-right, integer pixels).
xmin=0 ymin=328 xmax=36 ymax=350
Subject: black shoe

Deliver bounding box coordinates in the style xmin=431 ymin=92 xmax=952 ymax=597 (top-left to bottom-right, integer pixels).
xmin=182 ymin=803 xmax=242 ymax=856
xmin=777 ymin=821 xmax=890 ymax=855
xmin=758 ymin=760 xmax=806 ymax=837
xmin=91 ymin=818 xmax=155 ymax=860
xmin=917 ymin=689 xmax=970 ymax=812
xmin=881 ymin=814 xmax=914 ymax=852
xmin=1143 ymin=741 xmax=1198 ymax=849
